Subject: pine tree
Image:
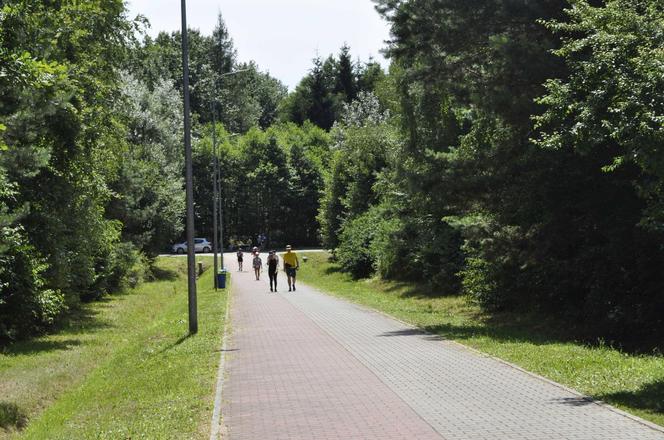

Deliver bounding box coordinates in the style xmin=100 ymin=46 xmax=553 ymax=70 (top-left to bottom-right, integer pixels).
xmin=210 ymin=12 xmax=237 ymax=77
xmin=335 ymin=44 xmax=357 ymax=102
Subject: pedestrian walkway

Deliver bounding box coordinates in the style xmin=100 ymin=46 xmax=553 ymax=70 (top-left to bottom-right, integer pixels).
xmin=219 ymin=255 xmax=664 ymax=440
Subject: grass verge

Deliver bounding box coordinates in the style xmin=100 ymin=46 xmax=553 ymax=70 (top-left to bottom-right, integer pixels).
xmin=298 ymin=252 xmax=664 ymax=427
xmin=0 ymin=257 xmax=228 ymax=439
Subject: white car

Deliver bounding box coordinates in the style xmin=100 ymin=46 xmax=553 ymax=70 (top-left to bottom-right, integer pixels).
xmin=172 ymin=238 xmax=212 ymax=254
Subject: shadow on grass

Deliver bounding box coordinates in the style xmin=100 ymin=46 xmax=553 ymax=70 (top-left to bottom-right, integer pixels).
xmin=323 ymin=265 xmax=344 ymax=276
xmin=56 ymin=306 xmax=114 ymax=336
xmin=157 ymin=333 xmax=192 ymax=354
xmin=0 ymin=401 xmax=28 ymax=430
xmin=1 ymin=339 xmax=82 ymax=357
xmin=1 ymin=303 xmax=114 ymax=356
xmin=420 ymin=316 xmax=574 ymax=348
xmin=152 ymin=265 xmax=179 ymax=281
xmin=598 ymin=380 xmax=664 ymax=415
xmin=381 ymin=280 xmax=442 ymax=299
xmin=420 ymin=310 xmax=664 ymax=355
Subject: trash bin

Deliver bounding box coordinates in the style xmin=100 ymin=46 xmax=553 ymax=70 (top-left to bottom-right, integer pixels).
xmin=216 ymin=270 xmax=227 ymax=289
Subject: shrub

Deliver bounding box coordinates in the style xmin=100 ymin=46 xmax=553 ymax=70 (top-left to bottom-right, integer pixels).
xmin=370 ymin=215 xmax=406 ymax=280
xmin=0 ymin=227 xmax=66 ymax=341
xmin=106 ymin=242 xmax=150 ymax=292
xmin=88 ymin=242 xmax=149 ymax=299
xmin=336 ymin=208 xmax=383 ymax=278
xmin=372 ymin=212 xmax=464 ymax=293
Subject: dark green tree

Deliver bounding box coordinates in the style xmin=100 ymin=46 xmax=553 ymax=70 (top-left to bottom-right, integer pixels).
xmin=335 ymin=44 xmax=357 ymax=102
xmin=210 ymin=12 xmax=236 ymax=77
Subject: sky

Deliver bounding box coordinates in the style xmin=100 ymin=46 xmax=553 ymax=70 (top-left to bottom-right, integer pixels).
xmin=125 ymin=0 xmax=392 ymax=90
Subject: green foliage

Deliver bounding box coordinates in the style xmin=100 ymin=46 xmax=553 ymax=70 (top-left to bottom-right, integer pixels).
xmin=336 ymin=207 xmax=383 ymax=278
xmin=0 ymin=226 xmax=66 ymax=341
xmin=0 ymin=0 xmax=139 ymax=338
xmin=0 ymin=401 xmax=28 ymax=431
xmin=0 ymin=1 xmax=290 ymax=341
xmin=318 ymin=92 xmax=397 ymax=247
xmin=303 ymin=0 xmax=664 ymax=346
xmin=107 ymin=242 xmax=150 ymax=291
xmin=128 ymin=13 xmax=287 ymax=132
xmin=106 ymin=74 xmax=185 ymax=256
xmin=535 ymin=0 xmax=664 ymax=229
xmin=192 ymin=122 xmax=331 ymax=249
xmin=280 ymin=46 xmax=387 ymax=130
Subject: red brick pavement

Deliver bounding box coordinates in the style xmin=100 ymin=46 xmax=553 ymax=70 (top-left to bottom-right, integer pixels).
xmin=221 ymin=266 xmax=442 ymax=440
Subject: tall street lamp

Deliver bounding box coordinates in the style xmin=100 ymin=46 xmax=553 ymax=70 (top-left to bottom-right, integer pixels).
xmin=181 ymin=0 xmax=197 ymax=333
xmin=210 ymin=69 xmax=249 ymax=284
xmin=211 ymin=108 xmax=220 ymax=289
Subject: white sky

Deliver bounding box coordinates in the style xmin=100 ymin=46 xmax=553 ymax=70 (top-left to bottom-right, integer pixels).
xmin=125 ymin=0 xmax=392 ymax=90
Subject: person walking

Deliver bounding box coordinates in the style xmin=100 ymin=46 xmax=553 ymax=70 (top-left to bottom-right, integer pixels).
xmin=282 ymin=245 xmax=299 ymax=291
xmin=253 ymin=252 xmax=263 ymax=281
xmin=236 ymin=249 xmax=244 ymax=271
xmin=267 ymin=250 xmax=279 ymax=292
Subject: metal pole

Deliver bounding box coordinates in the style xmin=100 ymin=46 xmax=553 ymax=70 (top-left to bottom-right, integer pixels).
xmin=181 ymin=0 xmax=197 ymax=334
xmin=211 ymin=103 xmax=219 ymax=289
xmin=218 ymin=162 xmax=224 ymax=269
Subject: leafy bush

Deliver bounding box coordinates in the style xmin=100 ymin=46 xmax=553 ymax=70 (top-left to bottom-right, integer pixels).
xmin=0 ymin=227 xmax=66 ymax=341
xmin=370 ymin=215 xmax=406 ymax=280
xmin=371 ymin=211 xmax=464 ymax=293
xmin=98 ymin=242 xmax=150 ymax=296
xmin=336 ymin=208 xmax=383 ymax=278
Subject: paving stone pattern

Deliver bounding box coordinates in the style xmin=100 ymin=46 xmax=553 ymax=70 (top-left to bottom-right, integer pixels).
xmin=221 ymin=255 xmax=664 ymax=439
xmin=221 ymin=267 xmax=442 ymax=440
xmin=281 ymin=284 xmax=664 ymax=440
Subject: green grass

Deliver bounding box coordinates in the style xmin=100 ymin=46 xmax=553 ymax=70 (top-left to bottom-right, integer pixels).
xmin=0 ymin=257 xmax=228 ymax=439
xmin=298 ymin=252 xmax=664 ymax=427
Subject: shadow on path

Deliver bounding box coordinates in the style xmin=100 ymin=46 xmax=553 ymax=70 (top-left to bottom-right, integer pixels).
xmin=377 ymin=328 xmax=444 ymax=341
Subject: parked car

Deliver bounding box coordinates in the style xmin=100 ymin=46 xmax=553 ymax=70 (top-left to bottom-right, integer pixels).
xmin=172 ymin=238 xmax=212 ymax=254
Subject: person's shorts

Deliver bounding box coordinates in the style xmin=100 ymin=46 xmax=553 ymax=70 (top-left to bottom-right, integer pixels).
xmin=286 ymin=267 xmax=297 ymax=278
xmin=237 ymin=258 xmax=243 ymax=262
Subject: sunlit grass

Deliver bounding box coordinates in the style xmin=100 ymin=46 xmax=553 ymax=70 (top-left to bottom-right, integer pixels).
xmin=298 ymin=252 xmax=664 ymax=428
xmin=0 ymin=257 xmax=227 ymax=439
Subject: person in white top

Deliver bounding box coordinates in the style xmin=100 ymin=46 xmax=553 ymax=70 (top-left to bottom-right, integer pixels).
xmin=252 ymin=253 xmax=263 ymax=281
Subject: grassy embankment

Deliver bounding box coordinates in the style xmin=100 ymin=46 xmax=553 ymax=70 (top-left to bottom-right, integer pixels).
xmin=298 ymin=252 xmax=664 ymax=428
xmin=0 ymin=257 xmax=228 ymax=439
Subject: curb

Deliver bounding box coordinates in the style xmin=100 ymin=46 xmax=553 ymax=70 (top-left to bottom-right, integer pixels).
xmin=209 ymin=282 xmax=233 ymax=440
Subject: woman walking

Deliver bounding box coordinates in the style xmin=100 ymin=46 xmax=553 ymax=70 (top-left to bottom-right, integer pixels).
xmin=236 ymin=249 xmax=244 ymax=271
xmin=253 ymin=252 xmax=263 ymax=281
xmin=267 ymin=250 xmax=279 ymax=292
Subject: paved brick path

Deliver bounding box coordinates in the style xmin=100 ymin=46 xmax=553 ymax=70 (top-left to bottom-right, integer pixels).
xmin=221 ymin=262 xmax=441 ymax=440
xmin=220 ymin=256 xmax=664 ymax=440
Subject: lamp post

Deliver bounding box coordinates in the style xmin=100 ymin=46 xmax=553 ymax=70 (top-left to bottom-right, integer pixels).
xmin=210 ymin=69 xmax=249 ymax=283
xmin=181 ymin=0 xmax=197 ymax=334
xmin=211 ymin=105 xmax=220 ymax=289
